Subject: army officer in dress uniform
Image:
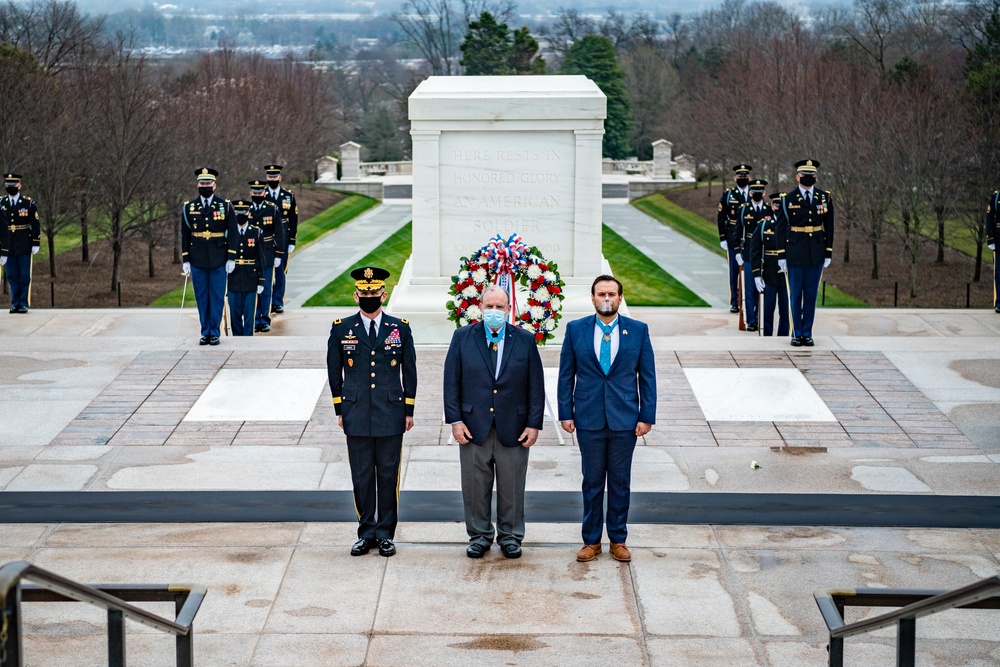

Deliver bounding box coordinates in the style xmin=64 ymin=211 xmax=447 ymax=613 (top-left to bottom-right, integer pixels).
xmin=181 ymin=167 xmax=238 ymax=346
xmin=775 ymin=159 xmax=834 ymax=347
xmin=749 ymin=193 xmax=790 ymax=337
xmin=734 ymin=178 xmax=770 ymax=332
xmin=247 ymin=180 xmax=284 ymax=333
xmin=264 ymin=164 xmax=297 ymax=315
xmin=326 ymin=267 xmax=417 ymax=558
xmin=0 ymin=173 xmax=40 ymax=313
xmin=986 ymin=190 xmax=999 ymax=313
xmin=227 ymin=200 xmax=265 ymax=336
xmin=718 ymin=164 xmax=753 ymax=314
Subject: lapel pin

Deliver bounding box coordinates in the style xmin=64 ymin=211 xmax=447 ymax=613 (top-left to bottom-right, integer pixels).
xmin=622 ymin=329 xmax=628 ymax=335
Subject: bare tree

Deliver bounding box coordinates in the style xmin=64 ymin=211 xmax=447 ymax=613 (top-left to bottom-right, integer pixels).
xmin=0 ymin=0 xmax=104 ymax=74
xmin=391 ymin=0 xmax=459 ymax=75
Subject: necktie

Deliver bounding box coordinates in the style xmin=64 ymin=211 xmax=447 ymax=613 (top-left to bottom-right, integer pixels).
xmin=488 ymin=340 xmax=498 ymax=377
xmin=806 ymin=191 xmax=812 ymax=207
xmin=369 ymin=319 xmax=377 ymax=345
xmin=599 ymin=320 xmax=616 ymax=375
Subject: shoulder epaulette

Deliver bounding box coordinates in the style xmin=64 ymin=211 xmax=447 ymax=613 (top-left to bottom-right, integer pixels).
xmin=401 ymin=318 xmax=409 ymax=324
xmin=333 ymin=318 xmax=342 ymax=325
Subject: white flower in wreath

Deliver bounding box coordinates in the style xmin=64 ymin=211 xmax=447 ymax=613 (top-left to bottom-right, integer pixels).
xmin=542 ymin=271 xmax=556 ymax=282
xmin=459 ymin=316 xmax=469 ymax=326
xmin=472 ymin=268 xmax=487 ymax=283
xmin=529 ymin=305 xmax=545 ymax=320
xmin=544 ymin=318 xmax=557 ymax=331
xmin=462 ymin=285 xmax=478 ymax=298
xmin=534 ymin=286 xmax=550 ymax=303
xmin=466 ymin=305 xmax=482 ymax=321
xmin=526 ymin=265 xmax=542 ymax=280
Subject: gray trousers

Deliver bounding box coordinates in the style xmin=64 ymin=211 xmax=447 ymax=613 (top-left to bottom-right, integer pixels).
xmin=459 ymin=427 xmax=530 ymax=548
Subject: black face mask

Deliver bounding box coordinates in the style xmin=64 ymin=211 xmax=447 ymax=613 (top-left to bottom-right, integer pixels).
xmin=266 ymin=181 xmax=280 ymax=191
xmin=198 ymin=186 xmax=214 ymax=199
xmin=236 ymin=214 xmax=249 ymax=226
xmin=358 ymin=295 xmax=382 ymax=314
xmin=735 ymin=177 xmax=750 ymax=188
xmin=799 ymin=174 xmax=816 ymax=187
xmin=5 ymin=186 xmax=18 ymax=196
xmin=750 ymin=191 xmax=764 ymax=202
xmin=251 ymin=195 xmax=265 ymax=204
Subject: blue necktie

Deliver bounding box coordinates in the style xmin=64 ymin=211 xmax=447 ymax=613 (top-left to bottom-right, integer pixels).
xmin=599 ymin=319 xmax=617 ymax=375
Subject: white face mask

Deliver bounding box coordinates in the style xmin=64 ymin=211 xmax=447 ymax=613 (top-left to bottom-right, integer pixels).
xmin=598 ymin=299 xmax=615 ymax=316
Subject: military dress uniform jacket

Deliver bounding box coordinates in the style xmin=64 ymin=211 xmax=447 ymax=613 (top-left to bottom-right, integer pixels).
xmin=775 ymin=187 xmax=835 ymax=267
xmin=717 ymin=188 xmax=749 ymax=246
xmin=733 ymin=201 xmax=772 ymax=256
xmin=327 ymin=313 xmax=417 ymax=438
xmin=268 ymin=188 xmax=298 ymax=247
xmin=228 ymin=225 xmax=265 ymax=293
xmin=986 ymin=192 xmax=999 ymax=248
xmin=0 ymin=196 xmax=40 ymax=256
xmin=181 ymin=197 xmax=238 ymax=269
xmin=249 ymin=201 xmax=284 ymax=267
xmin=748 ymin=209 xmax=784 ymax=288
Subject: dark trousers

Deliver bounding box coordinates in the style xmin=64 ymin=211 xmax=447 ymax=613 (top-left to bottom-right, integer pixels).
xmin=191 ymin=265 xmax=226 ymax=337
xmin=993 ymin=251 xmax=999 ymax=309
xmin=346 ymin=433 xmax=403 ymax=540
xmin=762 ymin=281 xmax=790 ymax=337
xmin=254 ymin=265 xmax=274 ymax=326
xmin=743 ymin=262 xmax=759 ymax=326
xmin=787 ymin=263 xmax=823 ymax=338
xmin=272 ymin=252 xmax=288 ymax=309
xmin=459 ymin=427 xmax=530 ymax=548
xmin=727 ymin=248 xmax=740 ymax=309
xmin=229 ymin=290 xmax=256 ymax=336
xmin=577 ymin=428 xmax=637 ymax=545
xmin=5 ymin=253 xmax=31 ymax=309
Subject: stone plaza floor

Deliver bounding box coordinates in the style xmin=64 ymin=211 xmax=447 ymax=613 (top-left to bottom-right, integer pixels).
xmin=1 ymin=306 xmax=999 ymax=665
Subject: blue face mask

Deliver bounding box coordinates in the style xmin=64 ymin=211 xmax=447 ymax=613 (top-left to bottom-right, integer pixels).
xmin=482 ymin=309 xmax=506 ymax=332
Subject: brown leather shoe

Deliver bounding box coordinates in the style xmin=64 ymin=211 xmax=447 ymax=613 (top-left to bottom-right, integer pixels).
xmin=576 ymin=544 xmax=602 ymax=562
xmin=610 ymin=542 xmax=631 ymax=562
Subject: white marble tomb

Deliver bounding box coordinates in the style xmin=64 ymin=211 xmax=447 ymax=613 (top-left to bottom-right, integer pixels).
xmin=184 ymin=369 xmax=328 ymax=422
xmin=683 ymin=368 xmax=837 ymax=422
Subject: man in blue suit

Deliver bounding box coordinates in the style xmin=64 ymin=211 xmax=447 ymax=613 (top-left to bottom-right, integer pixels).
xmin=444 ymin=285 xmax=545 ymax=559
xmin=558 ymin=275 xmax=656 ymax=563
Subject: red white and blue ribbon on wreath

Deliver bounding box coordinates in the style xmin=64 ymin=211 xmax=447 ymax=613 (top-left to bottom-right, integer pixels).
xmin=485 ymin=234 xmax=529 ymax=322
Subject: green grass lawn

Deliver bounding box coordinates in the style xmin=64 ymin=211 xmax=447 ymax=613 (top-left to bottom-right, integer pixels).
xmin=820 ymin=283 xmax=867 ymax=307
xmin=603 ymin=225 xmax=709 ymax=306
xmin=303 ymin=222 xmax=412 ymax=307
xmin=632 ymin=193 xmax=726 ymax=258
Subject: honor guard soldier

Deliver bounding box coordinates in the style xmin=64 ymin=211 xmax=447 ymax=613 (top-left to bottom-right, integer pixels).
xmin=264 ymin=164 xmax=297 ymax=315
xmin=748 ymin=193 xmax=790 ymax=337
xmin=326 ymin=266 xmax=417 ymax=558
xmin=775 ymin=159 xmax=834 ymax=347
xmin=718 ymin=164 xmax=752 ymax=313
xmin=181 ymin=167 xmax=238 ymax=346
xmin=227 ymin=200 xmax=265 ymax=336
xmin=986 ymin=190 xmax=999 ymax=313
xmin=0 ymin=173 xmax=40 ymax=313
xmin=734 ymin=178 xmax=770 ymax=332
xmin=247 ymin=180 xmax=284 ymax=333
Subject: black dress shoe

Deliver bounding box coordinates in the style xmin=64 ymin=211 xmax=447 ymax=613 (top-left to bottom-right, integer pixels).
xmin=994 ymin=306 xmax=1000 ymax=313
xmin=17 ymin=306 xmax=27 ymax=313
xmin=501 ymin=543 xmax=522 ymax=559
xmin=272 ymin=305 xmax=283 ymax=314
xmin=199 ymin=336 xmax=210 ymax=345
xmin=377 ymin=538 xmax=396 ymax=557
xmin=745 ymin=324 xmax=757 ymax=332
xmin=351 ymin=538 xmax=376 ymax=556
xmin=259 ymin=324 xmax=270 ymax=333
xmin=208 ymin=336 xmax=221 ymax=346
xmin=790 ymin=336 xmax=803 ymax=347
xmin=8 ymin=308 xmax=15 ymax=314
xmin=253 ymin=324 xmax=262 ymax=333
xmin=802 ymin=337 xmax=815 ymax=347
xmin=466 ymin=543 xmax=487 ymax=559
xmin=730 ymin=306 xmax=740 ymax=313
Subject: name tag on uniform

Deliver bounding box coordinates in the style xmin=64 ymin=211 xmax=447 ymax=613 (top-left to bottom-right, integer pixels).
xmin=764 ymin=229 xmax=775 ymax=235
xmin=788 ymin=204 xmax=801 ymax=209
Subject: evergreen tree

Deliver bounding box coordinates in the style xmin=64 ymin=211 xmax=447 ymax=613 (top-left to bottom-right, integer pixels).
xmin=358 ymin=107 xmax=405 ymax=162
xmin=560 ymin=35 xmax=633 ymax=158
xmin=460 ymin=12 xmax=545 ymax=76
xmin=509 ymin=27 xmax=546 ymax=74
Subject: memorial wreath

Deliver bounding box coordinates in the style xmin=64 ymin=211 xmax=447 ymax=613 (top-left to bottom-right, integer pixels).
xmin=446 ymin=234 xmax=566 ymax=344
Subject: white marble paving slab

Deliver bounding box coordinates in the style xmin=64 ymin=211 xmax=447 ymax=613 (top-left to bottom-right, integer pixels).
xmin=683 ymin=368 xmax=836 ymax=422
xmin=184 ymin=369 xmax=328 ymax=422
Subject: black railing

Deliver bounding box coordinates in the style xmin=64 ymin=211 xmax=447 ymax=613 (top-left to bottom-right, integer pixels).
xmin=0 ymin=561 xmax=206 ymax=667
xmin=814 ymin=575 xmax=1000 ymax=667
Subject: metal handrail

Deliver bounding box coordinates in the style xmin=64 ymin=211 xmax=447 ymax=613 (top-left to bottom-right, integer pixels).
xmin=814 ymin=576 xmax=1000 ymax=666
xmin=1 ymin=561 xmax=206 ymax=666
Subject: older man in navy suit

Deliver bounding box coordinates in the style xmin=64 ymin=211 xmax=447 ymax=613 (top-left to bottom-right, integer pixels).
xmin=558 ymin=275 xmax=656 ymax=563
xmin=444 ymin=285 xmax=545 ymax=559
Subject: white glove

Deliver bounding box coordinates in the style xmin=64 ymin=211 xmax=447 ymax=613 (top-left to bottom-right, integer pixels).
xmin=274 ymin=257 xmax=282 ymax=268
xmin=989 ymin=243 xmax=995 ymax=251
xmin=287 ymin=245 xmax=295 ymax=254
xmin=755 ymin=277 xmax=765 ymax=292
xmin=226 ymin=260 xmax=235 ymax=274
xmin=257 ymin=285 xmax=264 ymax=295
xmin=778 ymin=259 xmax=787 ymax=272
xmin=0 ymin=256 xmax=6 ymax=266
xmin=31 ymin=246 xmax=39 ymax=255
xmin=735 ymin=253 xmax=743 ymax=266
xmin=720 ymin=241 xmax=728 ymax=251
xmin=823 ymin=258 xmax=831 ymax=269
xmin=182 ymin=262 xmax=191 ymax=276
